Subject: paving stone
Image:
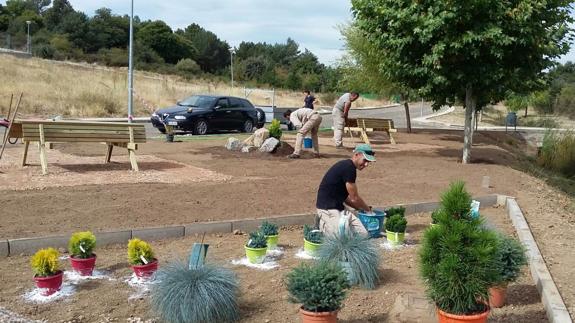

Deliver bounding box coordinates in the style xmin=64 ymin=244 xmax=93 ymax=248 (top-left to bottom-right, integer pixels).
xmin=96 ymin=230 xmax=132 ymax=246
xmin=185 ymin=222 xmax=232 ymax=235
xmin=9 ymin=235 xmax=68 ymax=255
xmin=473 ymin=194 xmax=498 ymax=207
xmin=230 ymin=219 xmax=261 ymax=232
xmin=0 ymin=240 xmax=8 ymax=257
xmin=387 ymin=292 xmax=435 ymax=323
xmin=264 ymin=214 xmax=315 ymax=227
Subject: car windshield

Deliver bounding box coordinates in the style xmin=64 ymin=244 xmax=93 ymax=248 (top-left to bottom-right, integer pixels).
xmin=177 ymin=95 xmax=215 ymax=108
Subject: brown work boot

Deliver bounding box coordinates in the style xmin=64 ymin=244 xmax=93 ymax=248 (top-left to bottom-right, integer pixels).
xmin=287 ymin=154 xmax=300 ymax=159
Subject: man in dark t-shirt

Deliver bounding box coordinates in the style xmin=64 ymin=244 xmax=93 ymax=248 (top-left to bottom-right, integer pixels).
xmin=315 ymin=144 xmax=376 ymax=237
xmin=303 ymin=90 xmax=316 ymax=109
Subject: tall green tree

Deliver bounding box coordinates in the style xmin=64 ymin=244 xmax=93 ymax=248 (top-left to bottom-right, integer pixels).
xmin=352 ymin=0 xmax=573 ymax=163
xmin=178 ymin=23 xmax=229 ymax=73
xmin=137 ymin=20 xmax=195 ymax=64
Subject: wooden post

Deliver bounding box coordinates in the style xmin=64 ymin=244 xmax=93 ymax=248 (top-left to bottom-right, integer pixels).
xmin=22 ymin=140 xmax=29 ymax=166
xmin=128 ymin=126 xmax=139 ymax=171
xmin=38 ymin=124 xmax=48 ymax=175
xmin=105 ymin=143 xmax=113 ymax=163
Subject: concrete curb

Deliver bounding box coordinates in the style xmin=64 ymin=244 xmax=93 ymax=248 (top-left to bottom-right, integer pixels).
xmin=504 ymin=197 xmax=572 ymax=323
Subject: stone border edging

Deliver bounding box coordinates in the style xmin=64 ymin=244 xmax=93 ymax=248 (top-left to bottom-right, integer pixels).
xmin=502 ymin=196 xmax=572 ymax=323
xmin=1 ymin=194 xmax=498 ymax=257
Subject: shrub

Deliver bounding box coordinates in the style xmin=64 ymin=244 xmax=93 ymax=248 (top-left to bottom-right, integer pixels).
xmin=151 ymin=262 xmax=239 ymax=323
xmin=268 ymin=119 xmax=282 ymax=140
xmin=419 ymin=214 xmax=499 ymax=315
xmin=385 ymin=214 xmax=407 ymax=233
xmin=246 ymin=231 xmax=267 ymax=248
xmin=286 ymin=261 xmax=350 ymax=312
xmin=537 ymin=130 xmax=575 ymax=178
xmin=68 ymin=231 xmax=96 ymax=258
xmin=430 ymin=209 xmax=442 ymax=224
xmin=317 ymin=232 xmax=380 ymax=289
xmin=521 ymin=117 xmax=559 ymax=128
xmin=259 ymin=221 xmax=278 ymax=236
xmin=440 ymin=181 xmax=472 ymax=219
xmin=176 ymin=58 xmax=201 ymax=77
xmin=494 ymin=235 xmax=527 ymax=285
xmin=385 ymin=206 xmax=406 ymax=217
xmin=127 ymin=239 xmax=155 ymax=265
xmin=304 ymin=224 xmax=323 ymax=244
xmin=31 ymin=248 xmax=60 ymax=277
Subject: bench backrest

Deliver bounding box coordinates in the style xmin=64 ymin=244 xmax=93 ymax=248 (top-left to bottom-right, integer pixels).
xmin=357 ymin=118 xmax=395 ymax=131
xmin=17 ymin=120 xmax=146 ymax=143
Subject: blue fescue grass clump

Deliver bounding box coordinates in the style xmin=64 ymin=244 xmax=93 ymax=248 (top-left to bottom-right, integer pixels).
xmin=259 ymin=221 xmax=279 ymax=236
xmin=317 ymin=232 xmax=380 ymax=289
xmin=304 ymin=224 xmax=323 ymax=244
xmin=150 ymin=262 xmax=239 ymax=323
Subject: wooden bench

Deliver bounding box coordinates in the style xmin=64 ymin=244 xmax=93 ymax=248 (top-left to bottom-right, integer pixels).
xmin=15 ymin=120 xmax=146 ymax=175
xmin=346 ymin=117 xmax=397 ymax=145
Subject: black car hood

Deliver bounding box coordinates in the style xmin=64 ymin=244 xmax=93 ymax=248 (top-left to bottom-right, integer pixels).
xmin=156 ymin=105 xmax=210 ymax=114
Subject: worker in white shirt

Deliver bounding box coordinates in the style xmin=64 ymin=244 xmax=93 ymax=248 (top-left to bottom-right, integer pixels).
xmin=284 ymin=108 xmax=323 ymax=159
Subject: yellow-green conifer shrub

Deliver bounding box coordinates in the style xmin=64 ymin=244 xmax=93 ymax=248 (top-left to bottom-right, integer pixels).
xmin=68 ymin=231 xmax=96 ymax=258
xmin=31 ymin=248 xmax=60 ymax=277
xmin=128 ymin=239 xmax=155 ymax=265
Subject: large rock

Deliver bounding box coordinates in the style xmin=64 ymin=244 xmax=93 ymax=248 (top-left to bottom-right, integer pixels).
xmin=241 ymin=145 xmax=256 ymax=153
xmin=243 ymin=128 xmax=270 ymax=148
xmin=259 ymin=137 xmax=280 ymax=153
xmin=225 ymin=137 xmax=243 ymax=151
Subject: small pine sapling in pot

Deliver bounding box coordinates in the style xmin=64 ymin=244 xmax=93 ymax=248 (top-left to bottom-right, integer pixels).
xmin=31 ymin=247 xmax=63 ymax=296
xmin=68 ymin=231 xmax=97 ymax=276
xmin=128 ymin=238 xmax=158 ymax=279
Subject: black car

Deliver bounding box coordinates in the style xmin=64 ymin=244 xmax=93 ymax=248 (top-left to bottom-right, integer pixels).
xmin=150 ymin=95 xmax=266 ymax=135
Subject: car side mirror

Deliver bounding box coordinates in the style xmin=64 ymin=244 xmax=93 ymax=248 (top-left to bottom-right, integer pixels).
xmin=213 ymin=105 xmax=221 ymax=110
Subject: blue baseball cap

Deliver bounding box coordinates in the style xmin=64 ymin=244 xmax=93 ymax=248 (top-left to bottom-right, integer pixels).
xmin=354 ymin=144 xmax=376 ymax=162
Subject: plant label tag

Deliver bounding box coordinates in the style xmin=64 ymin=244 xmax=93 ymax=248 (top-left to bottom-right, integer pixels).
xmin=140 ymin=255 xmax=148 ymax=264
xmin=247 ymin=239 xmax=252 ymax=246
xmin=79 ymin=245 xmax=86 ymax=253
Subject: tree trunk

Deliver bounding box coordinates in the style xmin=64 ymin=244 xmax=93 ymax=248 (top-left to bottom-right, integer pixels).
xmin=401 ymin=93 xmax=412 ymax=133
xmin=462 ymin=85 xmax=476 ymax=164
xmin=524 ymin=105 xmax=528 ymax=118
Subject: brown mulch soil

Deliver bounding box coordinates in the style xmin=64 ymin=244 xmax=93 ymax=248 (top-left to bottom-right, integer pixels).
xmin=0 ymin=129 xmax=573 ymax=320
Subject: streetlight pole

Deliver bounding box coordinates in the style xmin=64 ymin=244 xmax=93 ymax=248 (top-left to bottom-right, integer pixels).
xmin=26 ymin=21 xmax=31 ymax=54
xmin=230 ymin=47 xmax=235 ymax=93
xmin=127 ymin=0 xmax=134 ymax=123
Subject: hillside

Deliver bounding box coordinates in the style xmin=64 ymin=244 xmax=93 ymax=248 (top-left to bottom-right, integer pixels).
xmin=0 ymin=54 xmax=388 ymax=119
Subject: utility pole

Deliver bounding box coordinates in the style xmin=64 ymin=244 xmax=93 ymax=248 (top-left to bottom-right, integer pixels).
xmin=26 ymin=21 xmax=31 ymax=54
xmin=127 ymin=0 xmax=134 ymax=122
xmin=230 ymin=47 xmax=235 ymax=93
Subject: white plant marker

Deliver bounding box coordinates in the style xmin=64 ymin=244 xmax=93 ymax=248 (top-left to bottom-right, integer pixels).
xmin=139 ymin=255 xmax=148 ymax=264
xmin=79 ymin=244 xmax=86 ymax=253
xmin=247 ymin=239 xmax=252 ymax=247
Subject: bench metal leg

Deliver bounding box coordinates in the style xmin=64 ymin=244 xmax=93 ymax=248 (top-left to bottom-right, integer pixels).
xmin=22 ymin=141 xmax=29 ymax=166
xmin=105 ymin=144 xmax=113 ymax=163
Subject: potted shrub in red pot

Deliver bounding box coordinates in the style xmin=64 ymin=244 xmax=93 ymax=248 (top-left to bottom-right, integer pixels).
xmin=68 ymin=231 xmax=97 ymax=276
xmin=128 ymin=238 xmax=158 ymax=279
xmin=31 ymin=247 xmax=63 ymax=296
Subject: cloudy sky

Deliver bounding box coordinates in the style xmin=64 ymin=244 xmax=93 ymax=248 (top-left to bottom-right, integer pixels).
xmin=66 ymin=1 xmax=574 ymax=65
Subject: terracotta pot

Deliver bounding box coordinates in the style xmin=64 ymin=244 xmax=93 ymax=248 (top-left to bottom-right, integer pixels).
xmin=299 ymin=307 xmax=338 ymax=323
xmin=70 ymin=254 xmax=97 ymax=276
xmin=34 ymin=270 xmax=63 ymax=296
xmin=437 ymin=307 xmax=489 ymax=323
xmin=131 ymin=259 xmax=158 ymax=279
xmin=489 ymin=285 xmax=507 ymax=308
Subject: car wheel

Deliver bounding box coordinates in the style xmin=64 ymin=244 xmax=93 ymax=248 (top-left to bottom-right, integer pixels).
xmin=255 ymin=108 xmax=266 ymax=127
xmin=193 ymin=119 xmax=209 ymax=135
xmin=242 ymin=119 xmax=254 ymax=133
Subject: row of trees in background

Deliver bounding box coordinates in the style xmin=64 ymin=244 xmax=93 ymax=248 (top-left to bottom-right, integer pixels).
xmin=0 ymin=0 xmax=344 ymax=94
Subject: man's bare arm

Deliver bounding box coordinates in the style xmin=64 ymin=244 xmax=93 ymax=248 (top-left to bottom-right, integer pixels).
xmin=345 ymin=182 xmax=370 ymax=211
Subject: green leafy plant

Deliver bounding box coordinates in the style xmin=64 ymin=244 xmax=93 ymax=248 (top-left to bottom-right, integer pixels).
xmin=286 ymin=261 xmax=350 ymax=312
xmin=317 ymin=232 xmax=380 ymax=289
xmin=259 ymin=221 xmax=278 ymax=236
xmin=304 ymin=224 xmax=323 ymax=244
xmin=440 ymin=181 xmax=472 ymax=219
xmin=431 ymin=209 xmax=442 ymax=224
xmin=151 ymin=262 xmax=239 ymax=323
xmin=246 ymin=231 xmax=267 ymax=248
xmin=494 ymin=235 xmax=527 ymax=285
xmin=127 ymin=238 xmax=155 ymax=265
xmin=68 ymin=231 xmax=96 ymax=258
xmin=419 ymin=212 xmax=500 ymax=315
xmin=385 ymin=206 xmax=406 ymax=217
xmin=268 ymin=118 xmax=282 ymax=140
xmin=385 ymin=214 xmax=407 ymax=233
xmin=31 ymin=248 xmax=60 ymax=277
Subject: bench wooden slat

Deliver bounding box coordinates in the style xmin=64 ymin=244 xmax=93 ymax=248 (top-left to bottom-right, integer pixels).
xmin=23 ymin=137 xmax=145 ymax=143
xmin=22 ymin=124 xmax=145 ymax=131
xmin=17 ymin=120 xmax=146 ymax=127
xmin=346 ymin=117 xmax=397 ymax=145
xmin=22 ymin=132 xmax=146 ymax=139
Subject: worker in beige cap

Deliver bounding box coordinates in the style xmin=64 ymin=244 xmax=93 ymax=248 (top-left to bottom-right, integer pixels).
xmin=285 ymin=108 xmax=323 ymax=159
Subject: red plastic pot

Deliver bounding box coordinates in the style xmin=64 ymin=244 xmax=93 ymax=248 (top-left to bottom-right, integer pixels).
xmin=299 ymin=307 xmax=338 ymax=323
xmin=70 ymin=254 xmax=97 ymax=276
xmin=437 ymin=307 xmax=489 ymax=323
xmin=131 ymin=259 xmax=158 ymax=279
xmin=34 ymin=270 xmax=63 ymax=296
xmin=489 ymin=285 xmax=507 ymax=308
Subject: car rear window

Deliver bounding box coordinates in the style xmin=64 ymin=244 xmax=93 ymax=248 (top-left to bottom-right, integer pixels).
xmin=241 ymin=99 xmax=255 ymax=109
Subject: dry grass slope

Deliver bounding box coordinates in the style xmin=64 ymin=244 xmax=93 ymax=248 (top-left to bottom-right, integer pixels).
xmin=0 ymin=54 xmax=388 ymax=118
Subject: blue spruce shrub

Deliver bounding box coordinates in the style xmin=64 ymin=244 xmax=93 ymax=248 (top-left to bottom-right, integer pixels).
xmin=317 ymin=232 xmax=380 ymax=289
xmin=151 ymin=262 xmax=239 ymax=323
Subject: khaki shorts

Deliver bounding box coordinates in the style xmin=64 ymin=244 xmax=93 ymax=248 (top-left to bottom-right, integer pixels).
xmin=316 ymin=208 xmax=368 ymax=238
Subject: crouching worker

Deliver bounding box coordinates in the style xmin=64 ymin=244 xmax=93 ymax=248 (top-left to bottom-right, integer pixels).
xmin=315 ymin=144 xmax=376 ymax=237
xmin=285 ymin=108 xmax=323 ymax=159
